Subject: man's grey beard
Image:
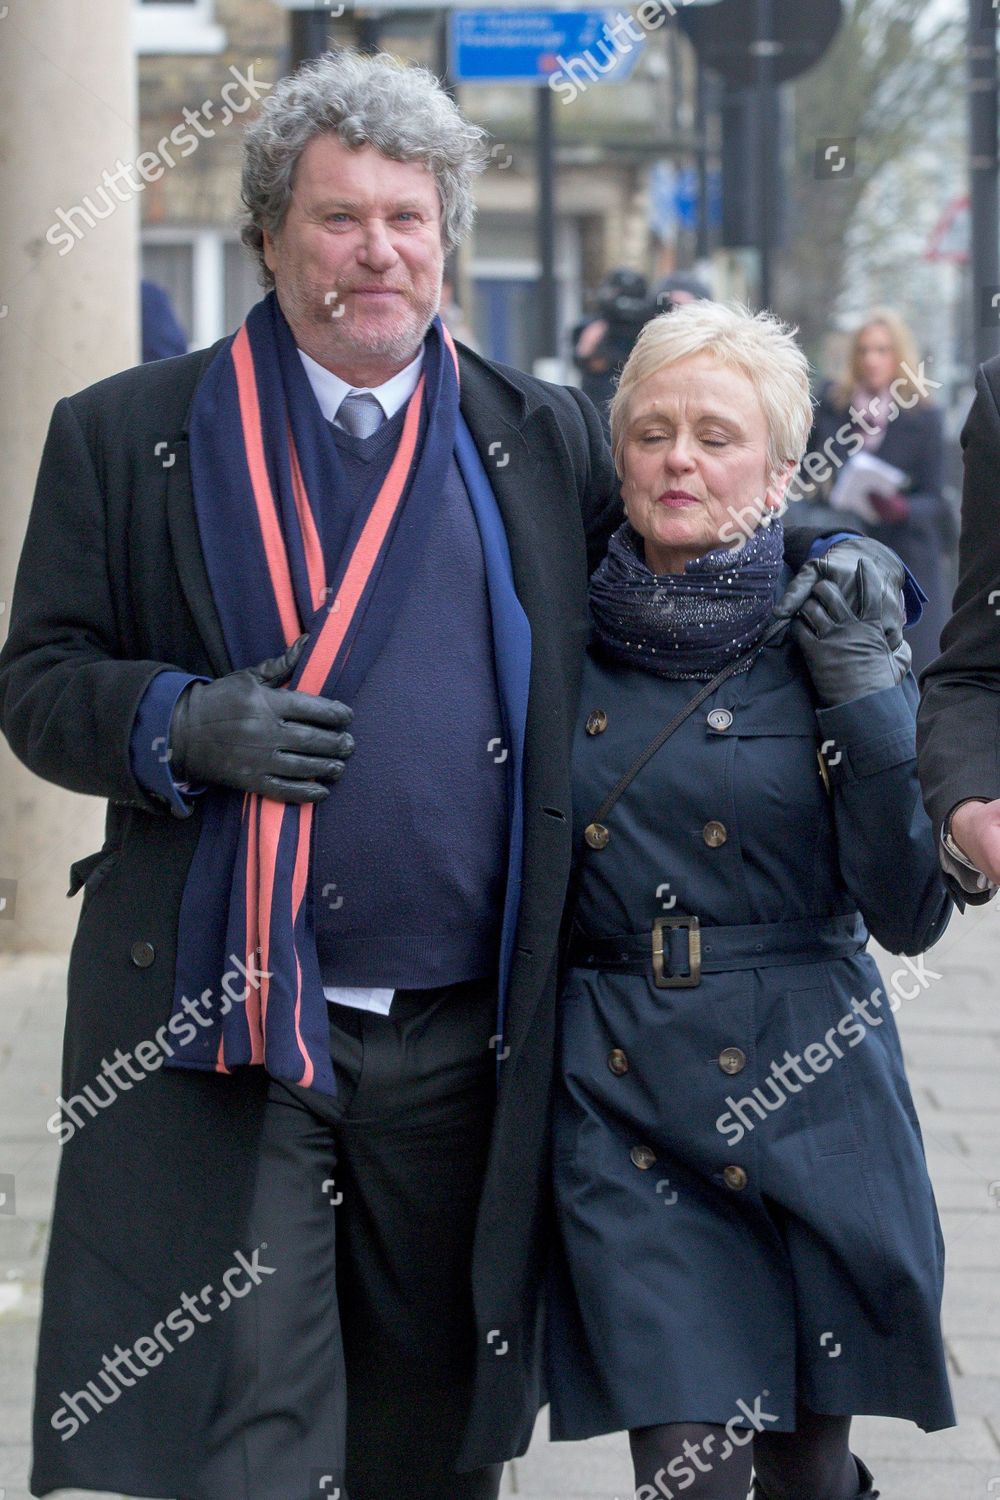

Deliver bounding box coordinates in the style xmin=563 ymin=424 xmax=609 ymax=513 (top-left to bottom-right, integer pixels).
xmin=309 ymin=298 xmax=439 ymax=364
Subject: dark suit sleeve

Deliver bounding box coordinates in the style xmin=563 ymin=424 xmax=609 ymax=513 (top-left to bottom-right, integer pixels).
xmin=566 ymin=385 xmax=623 ymax=576
xmin=130 ymin=670 xmax=210 ymax=814
xmin=0 ymin=397 xmax=196 ymax=813
xmin=917 ymin=363 xmax=1000 ymax=896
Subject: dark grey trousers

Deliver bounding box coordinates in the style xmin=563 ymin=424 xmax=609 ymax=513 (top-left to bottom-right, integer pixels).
xmin=190 ymin=978 xmax=504 ymax=1500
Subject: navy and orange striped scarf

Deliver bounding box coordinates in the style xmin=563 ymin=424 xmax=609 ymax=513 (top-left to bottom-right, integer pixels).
xmin=166 ymin=291 xmax=460 ymax=1096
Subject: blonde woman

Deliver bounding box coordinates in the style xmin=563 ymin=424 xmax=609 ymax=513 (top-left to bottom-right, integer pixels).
xmin=547 ymin=302 xmax=954 ymax=1499
xmin=812 ymin=310 xmax=950 ymax=675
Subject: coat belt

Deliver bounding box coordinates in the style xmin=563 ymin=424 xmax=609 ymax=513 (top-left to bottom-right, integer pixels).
xmin=567 ymin=912 xmax=867 ymax=987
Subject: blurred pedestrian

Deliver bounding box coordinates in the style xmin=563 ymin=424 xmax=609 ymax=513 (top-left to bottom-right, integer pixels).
xmin=547 ymin=301 xmax=954 ymax=1500
xmin=811 ymin=309 xmax=952 ymax=675
xmin=439 ymin=264 xmax=479 ymax=351
xmin=571 ymin=267 xmax=654 ymax=435
xmin=141 ymin=277 xmax=188 ymax=361
xmin=652 ymin=268 xmax=713 ymax=311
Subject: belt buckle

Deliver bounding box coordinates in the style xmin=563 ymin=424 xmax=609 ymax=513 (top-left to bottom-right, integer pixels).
xmin=652 ymin=914 xmax=701 ymax=988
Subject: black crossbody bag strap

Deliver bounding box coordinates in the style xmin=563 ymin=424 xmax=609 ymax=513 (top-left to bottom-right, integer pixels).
xmin=558 ymin=616 xmax=788 ymax=972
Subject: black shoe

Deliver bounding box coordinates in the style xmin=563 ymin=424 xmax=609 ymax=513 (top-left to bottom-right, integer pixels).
xmin=752 ymin=1455 xmax=879 ymax=1499
xmin=852 ymin=1458 xmax=879 ymax=1497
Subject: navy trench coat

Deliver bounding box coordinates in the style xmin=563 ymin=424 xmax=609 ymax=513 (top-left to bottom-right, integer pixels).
xmin=546 ymin=571 xmax=956 ymax=1441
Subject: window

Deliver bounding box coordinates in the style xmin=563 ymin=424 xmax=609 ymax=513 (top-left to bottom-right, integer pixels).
xmin=132 ymin=0 xmax=226 ymax=55
xmin=470 ymin=213 xmax=582 ymax=373
xmin=143 ymin=229 xmax=263 ymax=349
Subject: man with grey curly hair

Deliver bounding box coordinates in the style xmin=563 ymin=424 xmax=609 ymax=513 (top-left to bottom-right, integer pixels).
xmin=238 ymin=47 xmax=488 ymax=378
xmin=3 ymin=43 xmax=914 ymax=1500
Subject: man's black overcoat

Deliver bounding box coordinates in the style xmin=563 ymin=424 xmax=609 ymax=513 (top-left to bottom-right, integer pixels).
xmin=0 ymin=335 xmax=819 ymax=1496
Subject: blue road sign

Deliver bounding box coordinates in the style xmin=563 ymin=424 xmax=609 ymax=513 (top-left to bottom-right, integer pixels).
xmin=450 ymin=10 xmax=640 ymax=85
xmin=649 ymin=161 xmax=723 ymax=238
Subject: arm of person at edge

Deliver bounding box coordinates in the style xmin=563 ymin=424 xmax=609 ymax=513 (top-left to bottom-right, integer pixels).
xmin=918 ymin=361 xmax=1000 ymax=903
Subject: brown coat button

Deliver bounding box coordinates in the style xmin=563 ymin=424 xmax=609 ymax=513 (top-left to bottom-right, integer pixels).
xmin=608 ymin=1048 xmax=629 ymax=1076
xmin=584 ymin=822 xmax=610 ymax=850
xmin=586 ymin=709 xmax=609 ymax=736
xmin=723 ymin=1164 xmax=748 ymax=1190
xmin=718 ymin=1047 xmax=747 ymax=1075
xmin=703 ymin=820 xmax=728 ymax=847
xmin=630 ymin=1144 xmax=656 ymax=1169
xmin=130 ymin=940 xmax=155 ymax=968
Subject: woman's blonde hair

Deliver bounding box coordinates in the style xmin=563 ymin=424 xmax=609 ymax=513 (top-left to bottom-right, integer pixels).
xmin=608 ymin=300 xmax=814 ymax=483
xmin=831 ymin=308 xmax=927 ymax=409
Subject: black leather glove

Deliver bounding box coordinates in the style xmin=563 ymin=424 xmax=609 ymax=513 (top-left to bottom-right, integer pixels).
xmin=775 ymin=534 xmax=908 ymax=665
xmin=169 ymin=635 xmax=354 ymax=803
xmin=786 ymin=556 xmax=909 ymax=707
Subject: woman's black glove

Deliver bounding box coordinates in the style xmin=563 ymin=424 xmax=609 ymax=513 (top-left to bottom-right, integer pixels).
xmin=169 ymin=635 xmax=354 ymax=803
xmin=775 ymin=535 xmax=910 ymax=680
xmin=786 ymin=557 xmax=910 ymax=708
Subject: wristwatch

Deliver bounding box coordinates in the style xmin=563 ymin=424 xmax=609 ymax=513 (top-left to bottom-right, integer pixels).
xmin=942 ymin=800 xmax=991 ymax=891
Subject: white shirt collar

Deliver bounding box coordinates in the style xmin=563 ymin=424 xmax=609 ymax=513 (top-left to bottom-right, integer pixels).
xmin=296 ymin=345 xmax=424 ymax=425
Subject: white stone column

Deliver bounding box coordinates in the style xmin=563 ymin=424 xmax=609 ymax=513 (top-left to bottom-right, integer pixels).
xmin=0 ymin=0 xmax=138 ymax=953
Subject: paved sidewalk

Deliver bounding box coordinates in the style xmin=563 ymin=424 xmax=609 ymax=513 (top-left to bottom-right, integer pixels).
xmin=1 ymin=895 xmax=999 ymax=1500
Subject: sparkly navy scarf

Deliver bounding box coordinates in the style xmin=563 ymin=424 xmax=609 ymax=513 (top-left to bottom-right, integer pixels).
xmin=589 ymin=517 xmax=784 ymax=679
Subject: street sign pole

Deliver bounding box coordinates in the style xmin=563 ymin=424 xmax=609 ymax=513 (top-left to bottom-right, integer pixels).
xmin=754 ymin=0 xmax=776 ymax=309
xmin=695 ymin=55 xmax=710 ymax=261
xmin=679 ymin=0 xmax=843 ymax=308
xmin=536 ymin=82 xmax=558 ymax=361
xmin=289 ymin=7 xmax=331 ymax=70
xmin=449 ymin=11 xmax=642 ymax=368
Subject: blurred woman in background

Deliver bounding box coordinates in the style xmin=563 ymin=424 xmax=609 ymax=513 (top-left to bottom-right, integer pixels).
xmin=811 ymin=309 xmax=952 ymax=676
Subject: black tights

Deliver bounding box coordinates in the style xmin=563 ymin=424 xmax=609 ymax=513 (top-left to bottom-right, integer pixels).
xmin=629 ymin=1402 xmax=859 ymax=1500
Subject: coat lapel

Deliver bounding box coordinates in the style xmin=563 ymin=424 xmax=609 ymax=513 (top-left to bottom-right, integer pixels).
xmin=166 ymin=437 xmax=233 ymax=678
xmin=457 ymin=348 xmax=589 ymax=1061
xmin=456 ymin=347 xmax=557 ymax=524
xmin=167 ymin=337 xmax=233 ymax=678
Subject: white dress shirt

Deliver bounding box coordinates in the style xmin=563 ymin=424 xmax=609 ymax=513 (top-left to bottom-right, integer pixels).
xmin=297 ymin=344 xmax=424 ymax=426
xmin=296 ymin=343 xmax=426 ymax=1016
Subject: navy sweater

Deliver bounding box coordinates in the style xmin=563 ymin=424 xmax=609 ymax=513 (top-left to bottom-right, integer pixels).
xmin=311 ymin=410 xmax=509 ymax=987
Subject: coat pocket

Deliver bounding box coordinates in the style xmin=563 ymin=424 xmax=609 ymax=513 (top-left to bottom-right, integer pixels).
xmin=782 ymin=976 xmax=862 ymax=1158
xmin=67 ymin=846 xmax=122 ymax=900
